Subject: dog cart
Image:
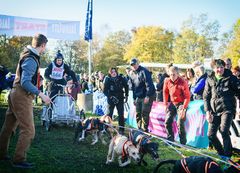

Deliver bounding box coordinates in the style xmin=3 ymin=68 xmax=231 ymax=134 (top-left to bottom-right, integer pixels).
xmin=41 ymin=84 xmax=81 ymax=131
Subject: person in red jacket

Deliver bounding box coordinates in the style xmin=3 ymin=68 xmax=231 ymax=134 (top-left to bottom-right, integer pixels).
xmin=163 ymin=66 xmax=191 ymax=145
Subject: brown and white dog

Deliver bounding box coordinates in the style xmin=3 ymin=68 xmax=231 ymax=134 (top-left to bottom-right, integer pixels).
xmin=74 ymin=115 xmax=114 ymax=145
xmin=106 ymin=134 xmax=141 ymax=167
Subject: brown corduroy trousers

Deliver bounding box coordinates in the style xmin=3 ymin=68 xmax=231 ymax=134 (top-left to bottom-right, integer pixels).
xmin=0 ymin=84 xmax=35 ymax=163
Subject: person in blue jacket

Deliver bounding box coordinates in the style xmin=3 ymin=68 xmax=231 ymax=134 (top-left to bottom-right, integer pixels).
xmin=191 ymin=65 xmax=208 ymax=100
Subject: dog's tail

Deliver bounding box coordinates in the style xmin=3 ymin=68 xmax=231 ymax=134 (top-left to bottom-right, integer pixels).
xmin=153 ymin=159 xmax=177 ymax=173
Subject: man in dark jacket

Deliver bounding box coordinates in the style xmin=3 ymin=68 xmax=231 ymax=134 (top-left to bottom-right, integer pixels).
xmin=203 ymin=59 xmax=240 ymax=158
xmin=103 ymin=67 xmax=128 ymax=134
xmin=129 ymin=58 xmax=156 ymax=132
xmin=44 ymin=50 xmax=78 ymax=99
xmin=0 ymin=34 xmax=51 ymax=168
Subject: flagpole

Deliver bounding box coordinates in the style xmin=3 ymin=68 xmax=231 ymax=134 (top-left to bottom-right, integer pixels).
xmin=85 ymin=0 xmax=93 ymax=77
xmin=88 ymin=39 xmax=92 ymax=77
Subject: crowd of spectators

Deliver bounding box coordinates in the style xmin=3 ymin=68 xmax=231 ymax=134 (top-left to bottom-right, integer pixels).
xmin=1 ymin=55 xmax=240 ymax=159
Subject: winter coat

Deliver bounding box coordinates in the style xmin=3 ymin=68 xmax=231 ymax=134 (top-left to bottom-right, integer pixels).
xmin=203 ymin=69 xmax=240 ymax=115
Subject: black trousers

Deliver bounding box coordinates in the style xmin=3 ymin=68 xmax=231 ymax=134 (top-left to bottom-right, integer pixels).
xmin=135 ymin=94 xmax=156 ymax=132
xmin=48 ymin=83 xmax=64 ymax=100
xmin=165 ymin=103 xmax=187 ymax=145
xmin=108 ymin=99 xmax=124 ymax=133
xmin=207 ymin=111 xmax=234 ymax=157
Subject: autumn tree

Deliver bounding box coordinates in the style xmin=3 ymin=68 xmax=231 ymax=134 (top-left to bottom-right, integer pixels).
xmin=215 ymin=31 xmax=232 ymax=59
xmin=182 ymin=13 xmax=220 ymax=42
xmin=0 ymin=35 xmax=32 ymax=72
xmin=173 ymin=29 xmax=212 ymax=63
xmin=124 ymin=26 xmax=174 ymax=63
xmin=55 ymin=33 xmax=102 ymax=74
xmin=223 ymin=19 xmax=240 ymax=66
xmin=173 ymin=13 xmax=220 ymax=64
xmin=93 ymin=30 xmax=131 ymax=73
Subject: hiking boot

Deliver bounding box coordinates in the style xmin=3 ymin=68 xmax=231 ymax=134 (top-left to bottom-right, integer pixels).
xmin=12 ymin=161 xmax=34 ymax=169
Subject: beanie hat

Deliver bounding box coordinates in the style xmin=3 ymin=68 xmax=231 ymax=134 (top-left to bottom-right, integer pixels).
xmin=55 ymin=50 xmax=64 ymax=60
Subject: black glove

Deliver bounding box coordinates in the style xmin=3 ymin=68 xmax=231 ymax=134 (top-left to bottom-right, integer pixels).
xmin=110 ymin=96 xmax=119 ymax=105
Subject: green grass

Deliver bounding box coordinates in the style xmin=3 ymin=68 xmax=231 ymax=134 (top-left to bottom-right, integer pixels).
xmin=0 ymin=102 xmax=238 ymax=173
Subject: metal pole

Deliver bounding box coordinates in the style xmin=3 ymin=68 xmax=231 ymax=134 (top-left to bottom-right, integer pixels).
xmin=88 ymin=39 xmax=92 ymax=77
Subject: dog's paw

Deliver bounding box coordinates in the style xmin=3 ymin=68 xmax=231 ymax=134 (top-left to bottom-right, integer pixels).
xmin=105 ymin=160 xmax=112 ymax=165
xmin=119 ymin=163 xmax=128 ymax=167
xmin=119 ymin=160 xmax=130 ymax=167
xmin=102 ymin=141 xmax=107 ymax=145
xmin=91 ymin=141 xmax=97 ymax=145
xmin=78 ymin=138 xmax=84 ymax=141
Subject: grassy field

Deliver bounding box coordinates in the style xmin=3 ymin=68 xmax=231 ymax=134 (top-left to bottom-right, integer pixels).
xmin=0 ymin=101 xmax=238 ymax=173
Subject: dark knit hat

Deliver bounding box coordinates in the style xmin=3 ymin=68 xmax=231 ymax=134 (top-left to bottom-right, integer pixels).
xmin=55 ymin=50 xmax=64 ymax=60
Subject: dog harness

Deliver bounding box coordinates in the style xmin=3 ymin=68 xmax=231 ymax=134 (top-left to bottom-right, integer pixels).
xmin=227 ymin=158 xmax=240 ymax=171
xmin=122 ymin=140 xmax=133 ymax=160
xmin=83 ymin=118 xmax=100 ymax=131
xmin=84 ymin=117 xmax=110 ymax=131
xmin=138 ymin=136 xmax=150 ymax=152
xmin=180 ymin=158 xmax=220 ymax=173
xmin=132 ymin=132 xmax=151 ymax=153
xmin=181 ymin=158 xmax=191 ymax=173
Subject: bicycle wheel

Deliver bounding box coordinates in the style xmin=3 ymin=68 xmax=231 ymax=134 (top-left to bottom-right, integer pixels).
xmin=44 ymin=108 xmax=52 ymax=131
xmin=153 ymin=160 xmax=176 ymax=173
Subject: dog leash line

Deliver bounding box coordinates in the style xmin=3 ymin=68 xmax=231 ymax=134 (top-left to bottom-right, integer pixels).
xmin=108 ymin=124 xmax=238 ymax=168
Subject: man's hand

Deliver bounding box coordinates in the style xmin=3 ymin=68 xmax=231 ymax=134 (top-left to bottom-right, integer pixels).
xmin=164 ymin=103 xmax=168 ymax=113
xmin=206 ymin=111 xmax=213 ymax=123
xmin=144 ymin=97 xmax=149 ymax=104
xmin=110 ymin=96 xmax=119 ymax=105
xmin=180 ymin=109 xmax=187 ymax=121
xmin=133 ymin=99 xmax=137 ymax=106
xmin=39 ymin=92 xmax=51 ymax=105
